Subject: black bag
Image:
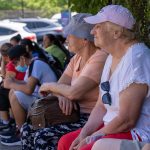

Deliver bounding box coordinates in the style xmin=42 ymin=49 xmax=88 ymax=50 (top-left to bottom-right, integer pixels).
xmin=28 ymin=45 xmax=63 ymax=81
xmin=27 ymin=96 xmax=80 ymax=130
xmin=41 ymin=51 xmax=63 ymax=79
xmin=28 ymin=57 xmax=63 ymax=82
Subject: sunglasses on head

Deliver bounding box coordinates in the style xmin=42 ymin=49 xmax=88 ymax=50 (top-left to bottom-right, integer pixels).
xmin=101 ymin=81 xmax=112 ymax=105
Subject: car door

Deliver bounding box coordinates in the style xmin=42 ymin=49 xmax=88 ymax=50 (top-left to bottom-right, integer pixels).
xmin=0 ymin=27 xmax=18 ymax=46
xmin=30 ymin=21 xmax=54 ymax=42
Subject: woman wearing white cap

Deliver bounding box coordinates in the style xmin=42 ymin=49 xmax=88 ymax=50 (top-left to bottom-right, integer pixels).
xmin=58 ymin=4 xmax=150 ymax=150
xmin=18 ymin=13 xmax=107 ymax=150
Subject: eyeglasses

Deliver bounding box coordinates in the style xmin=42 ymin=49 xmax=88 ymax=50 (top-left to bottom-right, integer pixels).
xmin=101 ymin=81 xmax=112 ymax=105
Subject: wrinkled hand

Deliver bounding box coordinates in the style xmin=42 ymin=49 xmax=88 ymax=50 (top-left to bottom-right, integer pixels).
xmin=58 ymin=95 xmax=77 ymax=115
xmin=73 ymin=138 xmax=87 ymax=150
xmin=39 ymin=83 xmax=54 ymax=95
xmin=69 ymin=135 xmax=87 ymax=150
xmin=4 ymin=77 xmax=14 ymax=89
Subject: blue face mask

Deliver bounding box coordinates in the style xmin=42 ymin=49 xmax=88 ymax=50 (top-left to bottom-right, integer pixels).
xmin=16 ymin=65 xmax=28 ymax=73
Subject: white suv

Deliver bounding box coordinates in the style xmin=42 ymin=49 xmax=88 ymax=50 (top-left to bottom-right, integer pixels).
xmin=12 ymin=18 xmax=63 ymax=43
xmin=0 ymin=20 xmax=37 ymax=46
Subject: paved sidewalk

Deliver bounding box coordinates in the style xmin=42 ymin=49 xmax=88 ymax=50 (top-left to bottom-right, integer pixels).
xmin=0 ymin=141 xmax=21 ymax=150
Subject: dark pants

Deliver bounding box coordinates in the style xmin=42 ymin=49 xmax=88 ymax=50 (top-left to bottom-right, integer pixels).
xmin=0 ymin=86 xmax=10 ymax=111
xmin=21 ymin=113 xmax=89 ymax=150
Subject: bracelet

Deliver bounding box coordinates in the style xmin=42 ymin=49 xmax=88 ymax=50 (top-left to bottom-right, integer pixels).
xmin=85 ymin=133 xmax=105 ymax=144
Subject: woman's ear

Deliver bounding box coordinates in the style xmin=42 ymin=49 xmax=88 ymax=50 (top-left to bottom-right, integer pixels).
xmin=83 ymin=39 xmax=88 ymax=46
xmin=113 ymin=28 xmax=123 ymax=39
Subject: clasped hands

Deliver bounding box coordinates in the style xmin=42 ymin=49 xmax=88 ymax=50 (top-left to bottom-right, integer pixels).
xmin=39 ymin=83 xmax=77 ymax=115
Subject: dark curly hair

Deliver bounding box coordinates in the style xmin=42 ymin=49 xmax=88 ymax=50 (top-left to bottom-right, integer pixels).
xmin=0 ymin=43 xmax=13 ymax=56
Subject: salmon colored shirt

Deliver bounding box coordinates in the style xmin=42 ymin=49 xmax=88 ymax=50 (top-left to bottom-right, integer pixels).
xmin=64 ymin=50 xmax=108 ymax=114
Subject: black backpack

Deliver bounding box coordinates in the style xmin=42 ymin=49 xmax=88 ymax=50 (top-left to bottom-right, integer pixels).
xmin=28 ymin=51 xmax=63 ymax=84
xmin=60 ymin=46 xmax=72 ymax=67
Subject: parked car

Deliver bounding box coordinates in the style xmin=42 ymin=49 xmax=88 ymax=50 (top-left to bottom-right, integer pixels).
xmin=0 ymin=20 xmax=37 ymax=46
xmin=11 ymin=18 xmax=63 ymax=43
xmin=50 ymin=12 xmax=77 ymax=25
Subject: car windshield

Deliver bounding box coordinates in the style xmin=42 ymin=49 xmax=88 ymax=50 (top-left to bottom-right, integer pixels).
xmin=0 ymin=27 xmax=16 ymax=35
xmin=23 ymin=26 xmax=33 ymax=33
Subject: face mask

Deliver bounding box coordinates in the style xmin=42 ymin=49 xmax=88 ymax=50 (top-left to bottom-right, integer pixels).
xmin=16 ymin=65 xmax=27 ymax=73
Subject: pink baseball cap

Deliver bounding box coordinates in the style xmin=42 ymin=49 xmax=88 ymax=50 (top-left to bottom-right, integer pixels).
xmin=84 ymin=5 xmax=136 ymax=29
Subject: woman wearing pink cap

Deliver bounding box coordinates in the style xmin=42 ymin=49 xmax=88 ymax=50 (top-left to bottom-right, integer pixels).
xmin=58 ymin=4 xmax=150 ymax=150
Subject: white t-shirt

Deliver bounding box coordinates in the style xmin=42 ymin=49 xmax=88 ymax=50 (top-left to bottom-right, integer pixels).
xmin=24 ymin=60 xmax=57 ymax=95
xmin=100 ymin=43 xmax=150 ymax=142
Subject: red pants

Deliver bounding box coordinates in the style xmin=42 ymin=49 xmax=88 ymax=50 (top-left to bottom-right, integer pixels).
xmin=58 ymin=128 xmax=133 ymax=150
